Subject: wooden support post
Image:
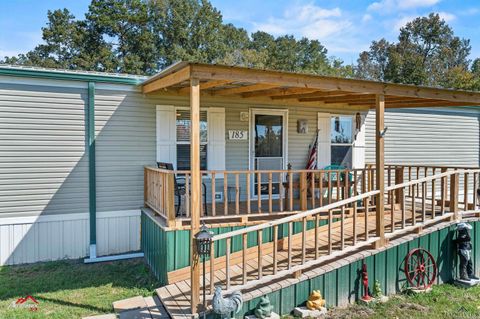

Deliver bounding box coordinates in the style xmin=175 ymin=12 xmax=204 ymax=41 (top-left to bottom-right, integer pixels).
xmin=395 ymin=166 xmax=404 ymax=206
xmin=189 ymin=78 xmax=201 ymax=314
xmin=450 ymin=172 xmax=459 ymax=219
xmin=375 ymin=94 xmax=385 ymax=246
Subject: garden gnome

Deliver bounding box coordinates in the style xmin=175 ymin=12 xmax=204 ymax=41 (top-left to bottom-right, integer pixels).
xmin=455 ymin=222 xmax=479 ymax=281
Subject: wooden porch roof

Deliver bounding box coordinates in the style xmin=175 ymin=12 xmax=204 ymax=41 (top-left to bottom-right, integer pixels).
xmin=141 ymin=61 xmax=480 ymax=109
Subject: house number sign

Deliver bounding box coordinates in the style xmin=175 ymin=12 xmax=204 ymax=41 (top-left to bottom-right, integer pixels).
xmin=228 ymin=130 xmax=248 ymax=140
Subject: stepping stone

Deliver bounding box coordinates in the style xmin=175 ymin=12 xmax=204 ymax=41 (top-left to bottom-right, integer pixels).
xmin=113 ymin=296 xmax=148 ymax=313
xmin=119 ymin=308 xmax=152 ymax=319
xmin=83 ymin=314 xmax=117 ymax=319
xmin=144 ymin=296 xmax=169 ymax=319
xmin=293 ymin=306 xmax=327 ymax=318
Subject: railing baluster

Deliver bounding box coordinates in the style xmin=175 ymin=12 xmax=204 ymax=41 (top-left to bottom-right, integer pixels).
xmin=345 ymin=170 xmax=350 ymax=201
xmin=268 ymin=172 xmax=273 ymax=213
xmin=289 ymin=172 xmax=293 ymax=211
xmin=390 ymin=190 xmax=395 ymax=232
xmin=226 ymin=237 xmax=231 ymax=290
xmin=185 ymin=173 xmax=190 ymax=217
xmin=246 ymin=172 xmax=251 ymax=215
xmin=354 ymin=170 xmax=358 ymax=196
xmin=387 ymin=166 xmax=392 ymax=204
xmin=279 ymin=172 xmax=284 ymax=212
xmin=441 ymin=168 xmax=447 ymax=214
xmin=422 ymin=182 xmax=426 ymax=222
xmin=235 ymin=173 xmax=240 ymax=215
xmin=336 ymin=170 xmax=341 ymax=201
xmin=474 ymin=172 xmax=478 ymax=209
xmin=328 ymin=209 xmax=333 ymax=254
xmin=258 ymin=229 xmax=263 ymax=279
xmin=402 ymin=187 xmax=406 ymax=229
xmin=464 ymin=172 xmax=469 ymax=211
xmin=408 ymin=167 xmax=412 ymax=196
xmin=242 ymin=233 xmax=247 ymax=284
xmin=319 ymin=172 xmax=323 ymax=207
xmin=311 ymin=172 xmax=315 ymax=208
xmin=431 ymin=170 xmax=436 ymax=219
xmin=365 ymin=198 xmax=369 ymax=240
xmin=328 ymin=172 xmax=332 ymax=204
xmin=411 ymin=185 xmax=415 ymax=225
xmin=353 ymin=201 xmax=358 ymax=245
xmin=314 ymin=214 xmax=319 ymax=259
xmin=210 ymin=241 xmax=215 ymax=294
xmin=273 ymin=225 xmax=278 ymax=275
xmin=288 ymin=221 xmax=292 ymax=269
xmin=362 ymin=169 xmax=366 ymax=195
xmin=416 ymin=167 xmax=420 ymax=197
xmin=211 ymin=172 xmax=216 ymax=217
xmin=340 ymin=206 xmax=345 ymax=250
xmin=302 ymin=217 xmax=307 ymax=264
xmin=224 ymin=173 xmax=228 ymax=216
xmin=257 ymin=172 xmax=262 ymax=213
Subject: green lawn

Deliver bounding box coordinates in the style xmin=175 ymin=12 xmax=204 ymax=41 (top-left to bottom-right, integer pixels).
xmin=0 ymin=259 xmax=160 ymax=319
xmin=325 ymin=284 xmax=480 ymax=319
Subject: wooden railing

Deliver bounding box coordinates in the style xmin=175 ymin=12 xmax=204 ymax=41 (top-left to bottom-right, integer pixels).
xmin=206 ymin=168 xmax=480 ymax=294
xmin=144 ymin=166 xmax=377 ymax=225
xmin=144 ymin=167 xmax=176 ymax=227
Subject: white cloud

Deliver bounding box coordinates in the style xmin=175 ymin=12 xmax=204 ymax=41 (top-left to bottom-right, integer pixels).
xmin=255 ymin=3 xmax=350 ymax=39
xmin=362 ymin=14 xmax=372 ymax=23
xmin=437 ymin=11 xmax=456 ymax=22
xmin=368 ymin=0 xmax=441 ymax=13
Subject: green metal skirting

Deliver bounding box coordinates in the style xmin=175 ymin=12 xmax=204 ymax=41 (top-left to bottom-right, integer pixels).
xmin=141 ymin=211 xmax=480 ymax=317
xmin=141 ymin=210 xmax=338 ymax=285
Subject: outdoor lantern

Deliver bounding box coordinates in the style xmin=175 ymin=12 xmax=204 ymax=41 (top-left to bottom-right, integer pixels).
xmin=195 ymin=223 xmax=213 ymax=257
xmin=195 ymin=223 xmax=213 ymax=317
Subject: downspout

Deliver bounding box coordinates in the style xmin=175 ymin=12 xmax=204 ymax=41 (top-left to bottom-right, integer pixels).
xmin=84 ymin=81 xmax=143 ymax=263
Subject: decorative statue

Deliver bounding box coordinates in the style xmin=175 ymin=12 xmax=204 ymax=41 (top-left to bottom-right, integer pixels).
xmin=254 ymin=296 xmax=274 ymax=319
xmin=306 ymin=290 xmax=326 ymax=310
xmin=454 ymin=223 xmax=479 ymax=281
xmin=212 ymin=287 xmax=243 ymax=319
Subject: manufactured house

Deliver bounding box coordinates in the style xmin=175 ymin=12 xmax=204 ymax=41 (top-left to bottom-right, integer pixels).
xmin=2 ymin=62 xmax=480 ymax=318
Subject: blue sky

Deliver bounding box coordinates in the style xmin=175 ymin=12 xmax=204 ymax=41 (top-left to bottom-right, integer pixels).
xmin=1 ymin=0 xmax=480 ymax=64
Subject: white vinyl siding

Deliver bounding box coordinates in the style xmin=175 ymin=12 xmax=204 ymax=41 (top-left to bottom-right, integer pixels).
xmin=0 ymin=82 xmax=88 ymax=217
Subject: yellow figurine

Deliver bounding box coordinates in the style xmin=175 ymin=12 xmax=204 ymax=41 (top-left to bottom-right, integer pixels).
xmin=306 ymin=290 xmax=326 ymax=310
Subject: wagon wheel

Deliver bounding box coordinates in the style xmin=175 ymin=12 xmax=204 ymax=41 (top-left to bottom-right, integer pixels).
xmin=404 ymin=248 xmax=437 ymax=289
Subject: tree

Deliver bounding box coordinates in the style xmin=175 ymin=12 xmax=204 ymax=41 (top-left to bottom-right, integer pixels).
xmin=356 ymin=13 xmax=473 ymax=89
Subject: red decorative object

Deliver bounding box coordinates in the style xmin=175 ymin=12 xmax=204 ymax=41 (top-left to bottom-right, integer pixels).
xmin=404 ymin=248 xmax=437 ymax=289
xmin=361 ymin=263 xmax=372 ymax=301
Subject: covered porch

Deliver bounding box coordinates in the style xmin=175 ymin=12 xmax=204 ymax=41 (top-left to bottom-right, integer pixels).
xmin=140 ymin=62 xmax=480 ymax=317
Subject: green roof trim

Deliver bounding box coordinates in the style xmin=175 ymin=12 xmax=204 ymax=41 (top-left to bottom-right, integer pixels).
xmin=0 ymin=65 xmax=146 ymax=85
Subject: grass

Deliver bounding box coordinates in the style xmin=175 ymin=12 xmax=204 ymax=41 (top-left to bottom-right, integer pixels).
xmin=324 ymin=284 xmax=480 ymax=319
xmin=0 ymin=258 xmax=160 ymax=319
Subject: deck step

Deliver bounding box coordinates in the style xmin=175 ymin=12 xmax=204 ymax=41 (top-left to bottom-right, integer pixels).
xmin=83 ymin=314 xmax=117 ymax=319
xmin=113 ymin=296 xmax=148 ymax=313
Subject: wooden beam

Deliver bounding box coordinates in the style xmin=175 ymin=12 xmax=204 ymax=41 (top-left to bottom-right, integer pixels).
xmin=213 ymin=83 xmax=278 ymax=95
xmin=177 ymin=80 xmax=232 ymax=94
xmin=299 ymin=93 xmax=375 ymax=103
xmin=360 ymin=101 xmax=480 ymax=108
xmin=190 ymin=64 xmax=480 ymax=104
xmin=190 ymin=78 xmax=201 ymax=314
xmin=242 ymin=87 xmax=318 ymax=98
xmin=271 ymin=90 xmax=352 ymax=100
xmin=142 ymin=66 xmax=190 ymax=94
xmin=375 ymin=94 xmax=385 ymax=246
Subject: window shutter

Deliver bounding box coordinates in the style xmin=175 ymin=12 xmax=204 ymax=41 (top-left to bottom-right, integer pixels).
xmin=317 ymin=113 xmax=331 ymax=169
xmin=207 ymin=107 xmax=226 ymax=171
xmin=156 ymin=105 xmax=176 ymax=166
xmin=352 ymin=113 xmax=366 ymax=169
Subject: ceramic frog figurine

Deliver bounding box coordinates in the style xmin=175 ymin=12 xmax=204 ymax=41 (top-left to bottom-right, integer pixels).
xmin=254 ymin=296 xmax=274 ymax=319
xmin=306 ymin=290 xmax=326 ymax=310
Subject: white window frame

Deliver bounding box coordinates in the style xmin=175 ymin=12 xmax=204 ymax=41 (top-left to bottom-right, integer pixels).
xmin=330 ymin=114 xmax=354 ymax=168
xmin=175 ymin=106 xmax=209 ymax=170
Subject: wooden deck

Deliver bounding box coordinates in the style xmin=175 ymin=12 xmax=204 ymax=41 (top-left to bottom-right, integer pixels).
xmin=157 ymin=203 xmax=448 ymax=318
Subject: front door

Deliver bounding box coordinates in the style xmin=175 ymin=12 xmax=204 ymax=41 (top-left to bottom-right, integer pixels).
xmin=250 ymin=109 xmax=287 ymax=198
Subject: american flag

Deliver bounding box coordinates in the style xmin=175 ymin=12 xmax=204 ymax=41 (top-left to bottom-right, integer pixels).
xmin=306 ymin=133 xmax=318 ymax=171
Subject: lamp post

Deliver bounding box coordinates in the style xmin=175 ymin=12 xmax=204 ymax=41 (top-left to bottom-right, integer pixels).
xmin=195 ymin=223 xmax=213 ymax=318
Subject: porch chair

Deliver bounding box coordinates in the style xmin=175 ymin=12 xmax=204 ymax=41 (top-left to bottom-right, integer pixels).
xmin=156 ymin=162 xmax=208 ymax=217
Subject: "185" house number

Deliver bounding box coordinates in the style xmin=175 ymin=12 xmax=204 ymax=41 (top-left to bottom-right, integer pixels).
xmin=228 ymin=130 xmax=248 ymax=140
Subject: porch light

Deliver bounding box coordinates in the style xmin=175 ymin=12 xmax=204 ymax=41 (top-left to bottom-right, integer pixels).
xmin=195 ymin=223 xmax=213 ymax=257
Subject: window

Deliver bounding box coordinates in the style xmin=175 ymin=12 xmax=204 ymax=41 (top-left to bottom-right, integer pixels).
xmin=330 ymin=116 xmax=353 ymax=168
xmin=176 ymin=109 xmax=208 ymax=170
